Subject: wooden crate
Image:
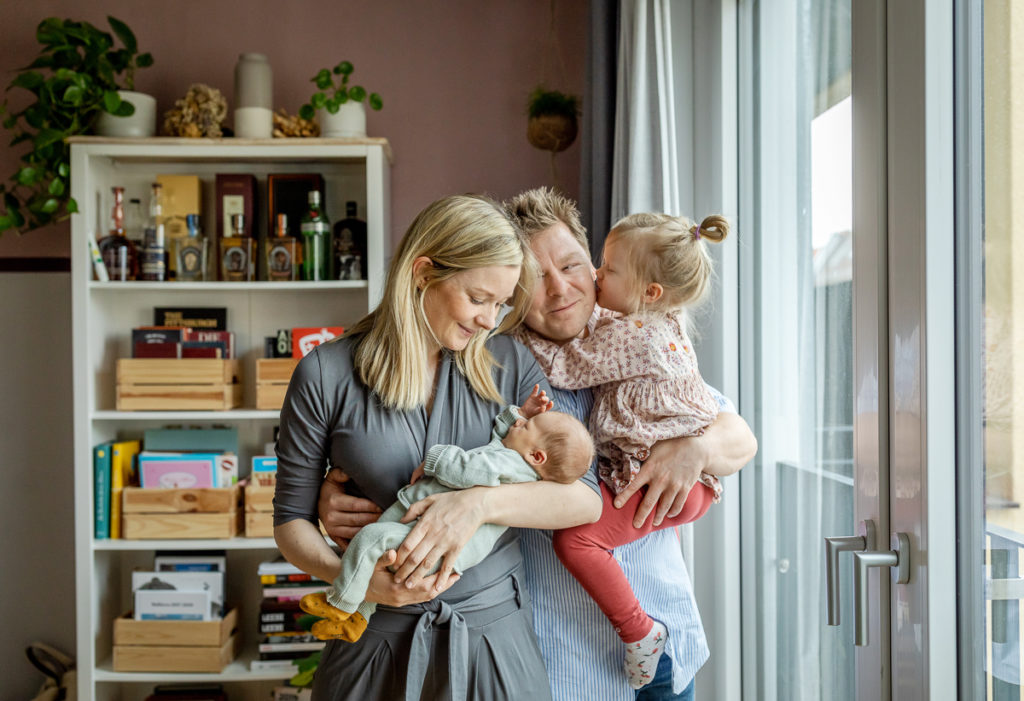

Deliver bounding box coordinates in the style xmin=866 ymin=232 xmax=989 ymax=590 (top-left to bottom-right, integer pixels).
xmin=256 ymin=358 xmax=299 ymax=410
xmin=244 ymin=482 xmax=274 ymax=537
xmin=122 ymin=484 xmax=242 ymax=539
xmin=116 ymin=358 xmax=242 ymax=411
xmin=113 ymin=606 xmax=239 ymax=673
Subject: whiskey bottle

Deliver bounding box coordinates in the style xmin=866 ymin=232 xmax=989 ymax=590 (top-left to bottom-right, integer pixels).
xmin=139 ymin=183 xmax=167 ymax=281
xmin=174 ymin=214 xmax=209 ymax=282
xmin=267 ymin=213 xmax=299 ymax=281
xmin=331 ymin=200 xmax=367 ymax=280
xmin=220 ymin=213 xmax=255 ymax=281
xmin=300 ymin=190 xmax=330 ymax=281
xmin=97 ymin=186 xmax=138 ymax=281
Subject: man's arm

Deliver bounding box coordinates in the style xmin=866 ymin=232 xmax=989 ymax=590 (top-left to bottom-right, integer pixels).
xmin=614 ymin=409 xmax=757 ymax=528
xmin=318 ymin=467 xmax=383 ymax=550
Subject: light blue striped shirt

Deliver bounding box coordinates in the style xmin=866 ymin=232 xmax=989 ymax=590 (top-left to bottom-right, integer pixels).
xmin=519 ymin=385 xmax=733 ymax=699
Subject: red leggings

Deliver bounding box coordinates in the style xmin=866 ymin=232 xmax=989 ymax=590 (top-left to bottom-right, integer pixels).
xmin=552 ymin=481 xmax=714 ymax=643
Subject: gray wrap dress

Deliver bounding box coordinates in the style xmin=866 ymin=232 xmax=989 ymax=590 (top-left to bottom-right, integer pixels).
xmin=274 ymin=333 xmax=556 ymax=701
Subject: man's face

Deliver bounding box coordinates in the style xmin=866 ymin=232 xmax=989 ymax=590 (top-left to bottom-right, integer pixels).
xmin=524 ymin=223 xmax=597 ymax=341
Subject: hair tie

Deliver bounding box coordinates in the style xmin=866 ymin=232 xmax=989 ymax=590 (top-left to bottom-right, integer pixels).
xmin=693 ymin=226 xmax=702 ymax=241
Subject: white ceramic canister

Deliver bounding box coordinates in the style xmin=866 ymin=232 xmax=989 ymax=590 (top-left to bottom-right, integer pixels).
xmin=234 ymin=53 xmax=273 ymax=138
xmin=94 ymin=90 xmax=157 ymax=137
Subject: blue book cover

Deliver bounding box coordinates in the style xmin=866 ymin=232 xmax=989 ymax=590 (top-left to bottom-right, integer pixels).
xmin=94 ymin=442 xmax=112 ymax=539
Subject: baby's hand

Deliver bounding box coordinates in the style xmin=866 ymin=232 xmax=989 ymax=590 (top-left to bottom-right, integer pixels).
xmin=521 ymin=384 xmax=554 ymax=418
xmin=409 ymin=461 xmax=426 ymax=485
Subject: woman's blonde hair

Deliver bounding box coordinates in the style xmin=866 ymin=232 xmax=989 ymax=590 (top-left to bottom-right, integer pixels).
xmin=608 ymin=213 xmax=729 ymax=313
xmin=347 ymin=194 xmax=537 ymax=410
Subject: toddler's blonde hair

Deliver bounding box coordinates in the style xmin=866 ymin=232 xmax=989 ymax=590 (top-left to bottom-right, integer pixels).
xmin=607 ymin=213 xmax=729 ymax=313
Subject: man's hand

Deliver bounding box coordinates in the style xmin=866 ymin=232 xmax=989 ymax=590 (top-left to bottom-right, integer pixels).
xmin=364 ymin=549 xmax=460 ymax=607
xmin=520 ymin=383 xmax=554 ymax=418
xmin=318 ymin=467 xmax=383 ymax=551
xmin=613 ymin=435 xmax=709 ymax=528
xmin=391 ymin=488 xmax=487 ymax=592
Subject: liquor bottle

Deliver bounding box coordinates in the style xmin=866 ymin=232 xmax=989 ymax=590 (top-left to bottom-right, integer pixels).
xmin=267 ymin=213 xmax=299 ymax=281
xmin=97 ymin=186 xmax=138 ymax=281
xmin=331 ymin=200 xmax=367 ymax=281
xmin=220 ymin=213 xmax=255 ymax=281
xmin=125 ymin=197 xmax=145 ymax=250
xmin=139 ymin=183 xmax=167 ymax=281
xmin=174 ymin=214 xmax=208 ymax=281
xmin=300 ymin=190 xmax=330 ymax=281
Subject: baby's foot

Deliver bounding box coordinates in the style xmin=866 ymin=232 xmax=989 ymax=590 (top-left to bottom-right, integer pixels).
xmin=623 ymin=620 xmax=667 ymax=690
xmin=299 ymin=593 xmax=369 ymax=642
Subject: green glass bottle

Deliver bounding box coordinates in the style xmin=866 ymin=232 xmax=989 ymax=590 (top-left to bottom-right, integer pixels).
xmin=300 ymin=190 xmax=330 ymax=281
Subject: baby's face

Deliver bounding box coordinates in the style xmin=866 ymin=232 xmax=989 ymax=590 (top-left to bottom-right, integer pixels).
xmin=501 ymin=411 xmax=560 ymax=460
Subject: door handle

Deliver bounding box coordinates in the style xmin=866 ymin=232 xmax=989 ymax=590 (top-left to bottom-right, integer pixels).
xmin=853 ymin=532 xmax=911 ymax=646
xmin=824 ymin=520 xmax=876 ymax=625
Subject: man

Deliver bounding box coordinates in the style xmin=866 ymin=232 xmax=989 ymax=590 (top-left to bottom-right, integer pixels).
xmin=319 ymin=188 xmax=756 ymax=700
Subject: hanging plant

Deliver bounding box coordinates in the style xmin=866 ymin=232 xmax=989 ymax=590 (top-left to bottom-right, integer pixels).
xmin=526 ymin=86 xmax=580 ymax=153
xmin=0 ymin=16 xmax=154 ymax=235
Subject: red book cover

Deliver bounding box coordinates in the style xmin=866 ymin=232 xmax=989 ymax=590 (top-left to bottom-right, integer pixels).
xmin=133 ymin=342 xmax=182 ymax=358
xmin=190 ymin=330 xmax=235 ymax=359
xmin=291 ymin=327 xmax=344 ymax=358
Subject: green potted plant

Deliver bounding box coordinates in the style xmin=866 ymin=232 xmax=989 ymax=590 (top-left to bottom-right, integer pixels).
xmin=299 ymin=61 xmax=383 ymax=139
xmin=0 ymin=16 xmax=154 ymax=234
xmin=526 ymin=86 xmax=580 ymax=152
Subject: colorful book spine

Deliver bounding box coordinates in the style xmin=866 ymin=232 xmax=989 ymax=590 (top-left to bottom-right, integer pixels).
xmin=94 ymin=443 xmax=112 ymax=539
xmin=110 ymin=440 xmax=141 ymax=539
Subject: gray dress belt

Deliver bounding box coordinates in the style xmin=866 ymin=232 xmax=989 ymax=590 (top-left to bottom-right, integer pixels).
xmin=371 ymin=563 xmax=525 ymax=701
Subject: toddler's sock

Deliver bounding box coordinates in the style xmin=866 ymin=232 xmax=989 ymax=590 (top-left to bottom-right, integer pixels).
xmin=623 ymin=620 xmax=667 ymax=690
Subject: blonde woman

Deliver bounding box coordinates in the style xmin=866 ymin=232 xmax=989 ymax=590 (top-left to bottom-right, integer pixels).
xmin=274 ymin=194 xmax=602 ymax=700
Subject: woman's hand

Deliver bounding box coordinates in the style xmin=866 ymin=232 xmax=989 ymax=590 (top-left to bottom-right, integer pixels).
xmin=392 ymin=488 xmax=488 ymax=592
xmin=364 ymin=550 xmax=461 ymax=607
xmin=318 ymin=467 xmax=383 ymax=551
xmin=520 ymin=383 xmax=554 ymax=418
xmin=409 ymin=461 xmax=427 ymax=485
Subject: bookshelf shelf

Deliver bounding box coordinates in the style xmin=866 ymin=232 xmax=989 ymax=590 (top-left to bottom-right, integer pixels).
xmin=73 ymin=138 xmax=391 ymax=701
xmin=88 ymin=280 xmax=368 ymax=291
xmin=92 ymin=410 xmax=282 ymax=421
xmin=94 ymin=649 xmax=297 ymax=682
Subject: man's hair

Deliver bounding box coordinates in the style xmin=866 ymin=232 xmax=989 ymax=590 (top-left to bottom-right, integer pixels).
xmin=538 ymin=411 xmax=595 ymax=483
xmin=504 ymin=187 xmax=589 ymax=251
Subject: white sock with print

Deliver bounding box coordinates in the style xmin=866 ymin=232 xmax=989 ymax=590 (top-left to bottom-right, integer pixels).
xmin=623 ymin=620 xmax=667 ymax=690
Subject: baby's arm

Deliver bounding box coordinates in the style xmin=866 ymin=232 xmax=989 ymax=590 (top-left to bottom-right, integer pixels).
xmin=423 ymin=443 xmax=538 ymax=489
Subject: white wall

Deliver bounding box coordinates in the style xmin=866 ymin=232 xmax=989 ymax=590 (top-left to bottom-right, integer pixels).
xmin=0 ymin=273 xmax=75 ymax=700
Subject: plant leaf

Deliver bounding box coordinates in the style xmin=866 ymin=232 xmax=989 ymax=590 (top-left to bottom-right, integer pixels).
xmin=102 ymin=90 xmax=121 ymax=113
xmin=40 ymin=198 xmax=60 ymax=214
xmin=66 ymin=197 xmax=79 ymax=213
xmin=114 ymin=100 xmax=134 ymax=117
xmin=107 ymin=16 xmax=137 ymax=53
xmin=369 ymin=93 xmax=383 ymax=111
xmin=336 ymin=61 xmax=353 ymax=76
xmin=11 ymin=71 xmax=45 ymax=91
xmin=311 ymin=92 xmax=327 ymax=109
xmin=58 ymin=162 xmax=69 ymax=178
xmin=299 ymin=104 xmax=315 ymax=121
xmin=63 ymin=85 xmax=84 ymax=105
xmin=348 ymin=85 xmax=366 ymax=102
xmin=326 ymin=98 xmax=340 ymax=114
xmin=136 ymin=52 xmax=154 ymax=68
xmin=16 ymin=166 xmax=38 ymax=186
xmin=314 ymin=69 xmax=332 ymax=91
xmin=33 ymin=128 xmax=65 ymax=150
xmin=48 ymin=178 xmax=66 ymax=196
xmin=36 ymin=18 xmax=65 ymax=45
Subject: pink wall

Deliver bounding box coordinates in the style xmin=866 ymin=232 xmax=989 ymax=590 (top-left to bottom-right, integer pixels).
xmin=0 ymin=0 xmax=587 ymax=258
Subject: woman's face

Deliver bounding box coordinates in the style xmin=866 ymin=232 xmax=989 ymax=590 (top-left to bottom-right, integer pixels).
xmin=525 ymin=223 xmax=597 ymax=342
xmin=594 ymin=234 xmax=635 ymax=314
xmin=421 ymin=265 xmax=520 ymax=352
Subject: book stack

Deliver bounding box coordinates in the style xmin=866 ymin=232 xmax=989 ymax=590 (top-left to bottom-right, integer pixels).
xmin=132 ymin=307 xmax=234 ymax=359
xmin=250 ymin=558 xmax=328 ymax=672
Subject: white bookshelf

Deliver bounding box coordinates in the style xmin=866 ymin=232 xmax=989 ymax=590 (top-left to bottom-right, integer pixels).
xmin=70 ymin=137 xmax=392 ymax=701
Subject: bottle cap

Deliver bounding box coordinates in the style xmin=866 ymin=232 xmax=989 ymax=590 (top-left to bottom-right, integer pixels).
xmin=231 ymin=213 xmax=245 ymax=233
xmin=186 ymin=214 xmax=200 ymax=236
xmin=308 ymin=190 xmax=321 ymax=205
xmin=277 ymin=213 xmax=288 ymax=236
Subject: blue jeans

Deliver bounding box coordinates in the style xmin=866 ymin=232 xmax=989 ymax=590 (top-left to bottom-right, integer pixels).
xmin=635 ymin=654 xmax=695 ymax=701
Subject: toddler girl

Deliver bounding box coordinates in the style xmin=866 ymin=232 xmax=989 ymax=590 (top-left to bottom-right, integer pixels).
xmin=524 ymin=212 xmax=728 ymax=689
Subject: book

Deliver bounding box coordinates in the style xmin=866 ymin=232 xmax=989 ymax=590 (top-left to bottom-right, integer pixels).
xmin=139 ymin=452 xmax=238 ymax=488
xmin=133 ymin=570 xmax=225 ymax=618
xmin=94 ymin=442 xmax=113 ymax=539
xmin=261 ymin=585 xmax=325 ymax=601
xmin=250 ymin=659 xmax=300 ymax=672
xmin=258 ymin=558 xmax=307 ymax=577
xmin=133 ymin=341 xmax=181 ymax=358
xmin=190 ymin=330 xmax=234 ymax=359
xmin=143 ymin=427 xmax=239 ymax=455
xmin=259 ymin=572 xmax=320 ymax=585
xmin=155 ymin=551 xmax=227 ymax=572
xmin=291 ymin=327 xmax=344 ymax=358
xmin=181 ymin=341 xmax=224 ymax=359
xmin=110 ymin=440 xmax=141 ymax=539
xmin=133 ymin=327 xmax=192 ymax=346
xmin=154 ymin=307 xmax=228 ymax=332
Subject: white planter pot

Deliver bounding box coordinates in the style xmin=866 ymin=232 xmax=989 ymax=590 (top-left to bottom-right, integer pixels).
xmin=318 ymin=102 xmax=367 ymax=138
xmin=95 ymin=90 xmax=157 ymax=138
